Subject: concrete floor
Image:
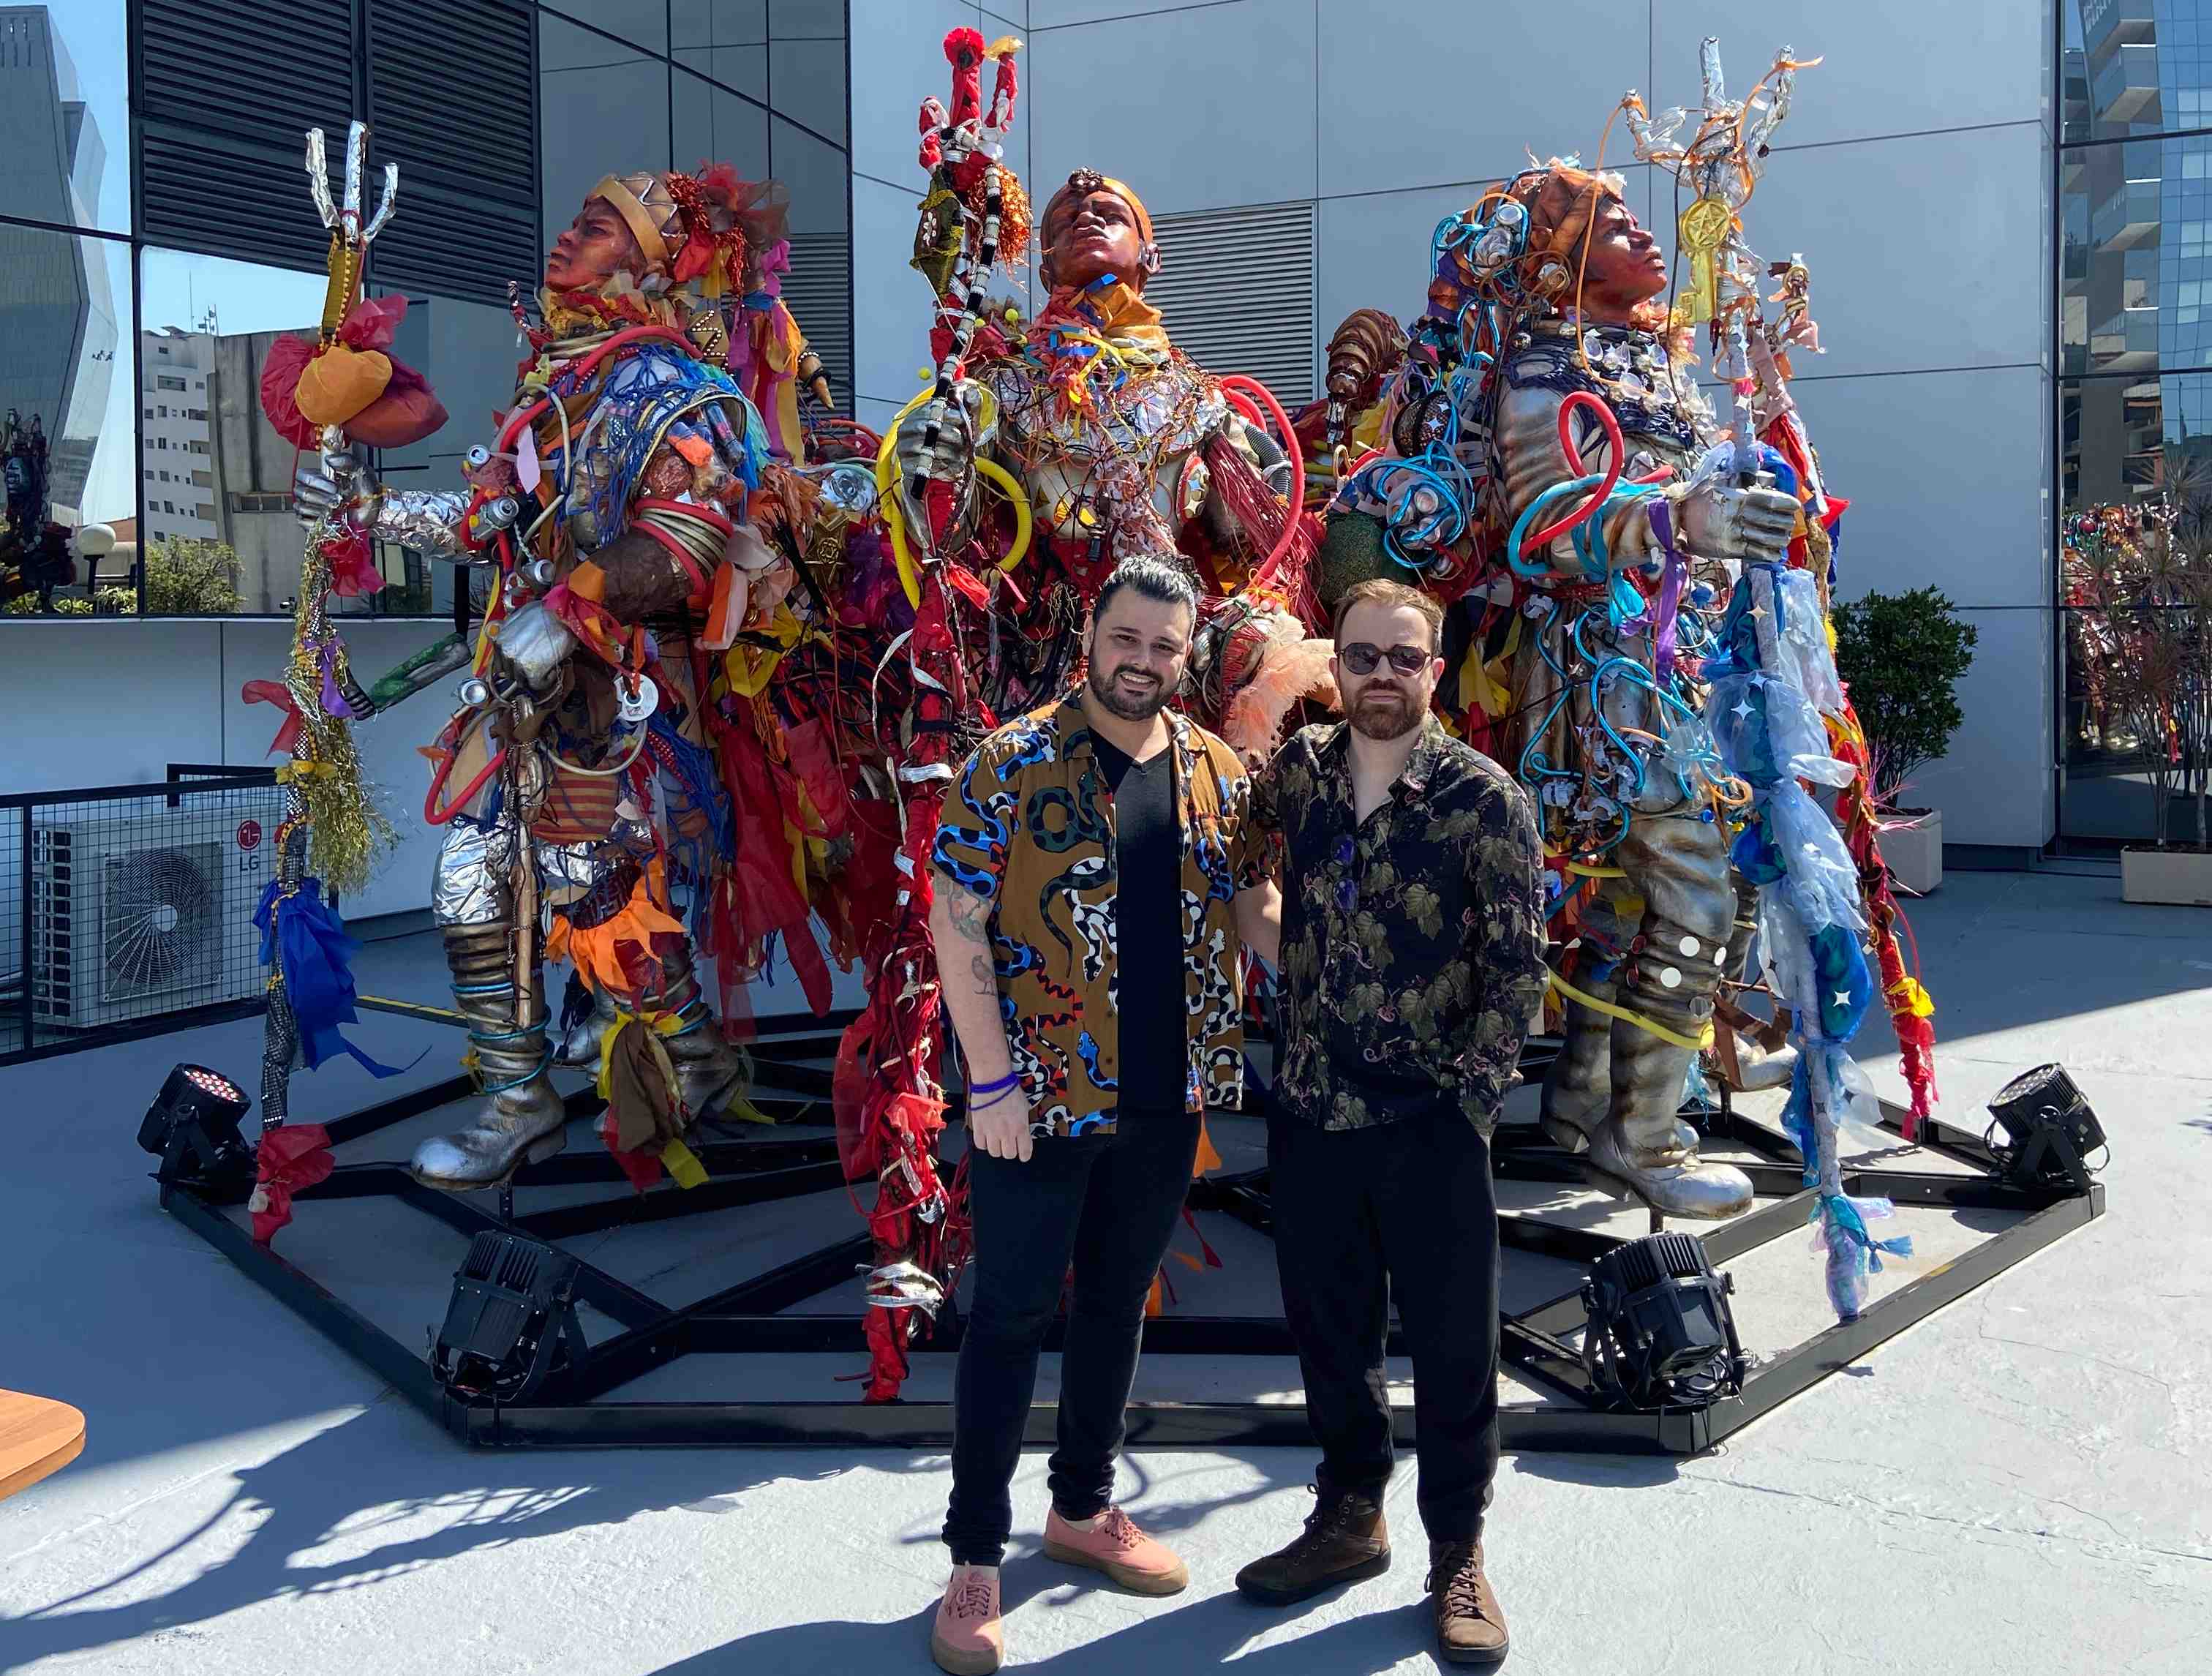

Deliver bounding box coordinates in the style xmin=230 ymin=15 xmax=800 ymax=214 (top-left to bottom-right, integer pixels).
xmin=1 ymin=870 xmax=2207 ymax=1674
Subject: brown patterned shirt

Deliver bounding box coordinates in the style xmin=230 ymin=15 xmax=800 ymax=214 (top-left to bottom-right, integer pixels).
xmin=932 ymin=695 xmax=1262 ymax=1137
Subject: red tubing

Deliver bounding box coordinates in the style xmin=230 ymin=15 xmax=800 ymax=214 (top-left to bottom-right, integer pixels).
xmin=1523 ymin=388 xmax=1626 ymax=556
xmin=1219 ymin=374 xmax=1308 ymax=580
xmin=425 ymin=737 xmax=506 ymax=826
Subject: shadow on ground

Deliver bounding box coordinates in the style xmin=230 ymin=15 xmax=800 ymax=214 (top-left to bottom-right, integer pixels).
xmin=1 ymin=1407 xmax=935 ymax=1670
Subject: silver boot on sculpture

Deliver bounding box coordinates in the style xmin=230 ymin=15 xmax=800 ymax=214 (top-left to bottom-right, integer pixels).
xmin=409 ymin=922 xmax=568 ymax=1190
xmin=1556 ymin=818 xmax=1754 ymax=1220
xmin=655 ymin=939 xmax=751 ymax=1122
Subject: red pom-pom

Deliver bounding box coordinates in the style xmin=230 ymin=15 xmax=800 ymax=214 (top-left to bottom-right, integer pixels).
xmin=339 ymin=292 xmax=409 ymax=352
xmin=344 ymin=358 xmax=448 ymax=448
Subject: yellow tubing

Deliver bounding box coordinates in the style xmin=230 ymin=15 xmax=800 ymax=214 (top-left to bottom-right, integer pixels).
xmin=1547 ymin=969 xmax=1714 ymax=1051
xmin=873 ymin=386 xmax=1027 ymax=607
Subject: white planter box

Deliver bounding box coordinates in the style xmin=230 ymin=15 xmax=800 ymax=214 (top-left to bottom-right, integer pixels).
xmin=2122 ymin=846 xmax=2212 ymax=906
xmin=1881 ymin=809 xmax=1942 ymax=895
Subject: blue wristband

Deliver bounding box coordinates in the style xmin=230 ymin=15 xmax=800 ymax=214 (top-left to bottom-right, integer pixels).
xmin=970 ymin=1070 xmax=1020 ymax=1097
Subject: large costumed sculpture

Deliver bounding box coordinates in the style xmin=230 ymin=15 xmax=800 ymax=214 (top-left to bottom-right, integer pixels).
xmin=242 ymin=31 xmax=1333 ymax=1406
xmin=1307 ymin=40 xmax=1937 ymax=1314
xmin=241 ymin=38 xmax=1931 ymax=1416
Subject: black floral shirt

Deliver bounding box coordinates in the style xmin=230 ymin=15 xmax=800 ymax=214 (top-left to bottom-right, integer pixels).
xmin=1249 ymin=719 xmax=1549 ymax=1134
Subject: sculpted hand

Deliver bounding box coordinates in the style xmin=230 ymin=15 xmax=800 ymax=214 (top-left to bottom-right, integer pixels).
xmin=292 ymin=428 xmax=381 ymax=531
xmin=894 ymin=379 xmax=990 ymax=488
xmin=1675 ymin=478 xmax=1802 ymax=563
xmin=968 ymin=1083 xmax=1035 ymax=1162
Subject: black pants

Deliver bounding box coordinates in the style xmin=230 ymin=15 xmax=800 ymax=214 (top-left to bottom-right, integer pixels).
xmin=943 ymin=1113 xmax=1202 ymax=1567
xmin=1269 ymin=1106 xmax=1500 ymax=1544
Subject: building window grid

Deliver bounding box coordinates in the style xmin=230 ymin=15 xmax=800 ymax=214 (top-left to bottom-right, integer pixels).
xmin=2057 ymin=4 xmax=2212 ymax=841
xmin=1 ymin=1 xmax=852 ymax=620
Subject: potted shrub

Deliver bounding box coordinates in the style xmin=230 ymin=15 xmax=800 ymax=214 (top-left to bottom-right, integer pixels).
xmin=1831 ymin=587 xmax=1979 ymax=893
xmin=2065 ymin=499 xmax=2212 ymax=905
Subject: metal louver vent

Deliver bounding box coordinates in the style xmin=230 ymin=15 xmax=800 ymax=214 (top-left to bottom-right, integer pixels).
xmin=366 ymin=0 xmax=540 ymax=307
xmin=783 ymin=233 xmax=854 ymax=415
xmin=1144 ymin=200 xmax=1317 ymax=406
xmin=138 ymin=0 xmax=356 ymax=269
xmin=787 ymin=233 xmax=854 ymax=418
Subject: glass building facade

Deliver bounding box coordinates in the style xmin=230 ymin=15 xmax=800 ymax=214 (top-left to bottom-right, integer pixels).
xmin=2061 ymin=1 xmax=2212 ymax=839
xmin=0 ymin=1 xmax=851 ymax=620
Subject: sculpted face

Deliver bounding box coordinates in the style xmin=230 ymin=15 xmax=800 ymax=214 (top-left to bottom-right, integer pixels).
xmin=1574 ymin=195 xmax=1671 ymax=323
xmin=545 ymin=195 xmax=644 ymax=291
xmin=1041 ymin=189 xmax=1149 ymax=293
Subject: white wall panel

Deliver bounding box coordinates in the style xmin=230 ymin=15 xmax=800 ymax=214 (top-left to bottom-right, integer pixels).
xmin=1900 ymin=606 xmax=2053 ymax=848
xmin=1317 ymin=0 xmax=1649 ymax=201
xmin=847 ymin=0 xmax=982 ymax=191
xmin=1029 ymin=0 xmax=1317 ymax=217
xmin=1795 ymin=364 xmax=2050 ymax=612
xmin=1665 ymin=122 xmax=2043 ymax=382
xmin=1654 ymin=1 xmax=2042 ymax=151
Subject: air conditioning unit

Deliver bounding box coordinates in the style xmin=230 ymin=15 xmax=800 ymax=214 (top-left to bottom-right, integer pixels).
xmin=31 ymin=791 xmax=287 ymax=1029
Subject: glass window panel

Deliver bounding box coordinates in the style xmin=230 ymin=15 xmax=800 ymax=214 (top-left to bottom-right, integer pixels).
xmin=2057 ymin=372 xmax=2212 ymax=841
xmin=364 ymin=285 xmax=531 ymax=617
xmin=0 ymin=1 xmax=130 ymax=235
xmin=772 ymin=116 xmax=849 ymax=237
xmin=674 ymin=67 xmax=770 ymax=181
xmin=541 ymin=15 xmax=670 ymax=242
xmin=2064 ymin=0 xmax=2212 ymax=142
xmin=770 ymin=116 xmax=850 ymax=406
xmin=0 ymin=228 xmax=130 ymax=614
xmin=677 ymin=45 xmax=768 ymax=104
xmin=2060 ymin=134 xmax=2212 ymax=375
xmin=768 ymin=0 xmax=845 ymax=38
xmin=542 ymin=0 xmax=669 ymax=57
xmin=675 ymin=1 xmax=767 ymax=102
xmin=137 ymin=249 xmax=326 ymax=616
xmin=770 ymin=36 xmax=847 ymax=146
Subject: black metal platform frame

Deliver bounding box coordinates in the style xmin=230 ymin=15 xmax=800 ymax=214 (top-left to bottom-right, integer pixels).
xmin=157 ymin=1016 xmax=2103 ymax=1457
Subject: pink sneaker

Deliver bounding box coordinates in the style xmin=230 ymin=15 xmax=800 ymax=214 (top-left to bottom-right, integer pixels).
xmin=930 ymin=1566 xmax=1004 ymax=1675
xmin=1042 ymin=1506 xmax=1190 ymax=1595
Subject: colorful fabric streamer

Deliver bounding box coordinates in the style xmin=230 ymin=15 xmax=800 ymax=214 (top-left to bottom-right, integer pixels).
xmin=254 ymin=877 xmax=417 ymax=1079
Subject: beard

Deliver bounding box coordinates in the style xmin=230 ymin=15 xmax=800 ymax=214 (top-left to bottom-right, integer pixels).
xmin=1088 ymin=661 xmax=1169 ymax=721
xmin=1348 ymin=685 xmax=1422 ymax=741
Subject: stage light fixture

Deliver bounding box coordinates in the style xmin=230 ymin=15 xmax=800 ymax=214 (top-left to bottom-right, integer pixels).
xmin=1985 ymin=1063 xmax=2106 ymax=1193
xmin=432 ymin=1230 xmax=586 ymax=1404
xmin=138 ymin=1064 xmax=255 ymax=1186
xmin=1581 ymin=1230 xmax=1748 ymax=1411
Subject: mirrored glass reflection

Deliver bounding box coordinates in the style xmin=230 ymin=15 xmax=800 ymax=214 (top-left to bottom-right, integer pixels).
xmin=0 ymin=229 xmax=130 ymax=616
xmin=0 ymin=1 xmax=131 ymax=235
xmin=137 ymin=249 xmax=327 ymax=617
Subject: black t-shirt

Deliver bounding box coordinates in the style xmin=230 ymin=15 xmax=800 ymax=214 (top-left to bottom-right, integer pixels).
xmin=1091 ymin=737 xmax=1187 ymax=1115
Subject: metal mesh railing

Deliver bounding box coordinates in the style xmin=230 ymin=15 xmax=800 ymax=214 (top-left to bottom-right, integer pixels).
xmin=1 ymin=767 xmax=280 ymax=1064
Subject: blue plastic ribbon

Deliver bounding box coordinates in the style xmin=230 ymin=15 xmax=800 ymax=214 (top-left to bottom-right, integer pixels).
xmin=255 ymin=879 xmax=419 ymax=1078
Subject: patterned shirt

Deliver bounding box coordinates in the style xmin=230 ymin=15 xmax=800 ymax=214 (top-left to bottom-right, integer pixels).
xmin=1249 ymin=718 xmax=1548 ymax=1134
xmin=932 ymin=694 xmax=1261 ymax=1138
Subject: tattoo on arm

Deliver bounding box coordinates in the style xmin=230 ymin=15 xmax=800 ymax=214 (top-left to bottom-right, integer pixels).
xmin=945 ymin=886 xmax=991 ymax=944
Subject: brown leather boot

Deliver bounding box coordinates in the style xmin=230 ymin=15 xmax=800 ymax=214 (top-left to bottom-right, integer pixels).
xmin=1233 ymin=1485 xmax=1390 ymax=1605
xmin=1427 ymin=1540 xmax=1509 ymax=1664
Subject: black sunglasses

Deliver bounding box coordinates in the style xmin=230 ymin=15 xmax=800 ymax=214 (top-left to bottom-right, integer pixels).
xmin=1339 ymin=642 xmax=1432 ymax=677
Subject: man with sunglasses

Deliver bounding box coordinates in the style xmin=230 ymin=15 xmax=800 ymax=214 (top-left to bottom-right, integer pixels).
xmin=1234 ymin=579 xmax=1546 ymax=1666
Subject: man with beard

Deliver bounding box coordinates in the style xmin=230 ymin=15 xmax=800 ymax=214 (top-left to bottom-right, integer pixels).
xmin=925 ymin=555 xmax=1278 ymax=1675
xmin=1233 ymin=579 xmax=1546 ymax=1666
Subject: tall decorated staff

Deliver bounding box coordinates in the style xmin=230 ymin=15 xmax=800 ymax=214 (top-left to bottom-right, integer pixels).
xmin=830 ymin=28 xmax=1034 ymax=1406
xmin=1625 ymin=41 xmax=1919 ymax=1318
xmin=244 ymin=123 xmax=444 ymax=1245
